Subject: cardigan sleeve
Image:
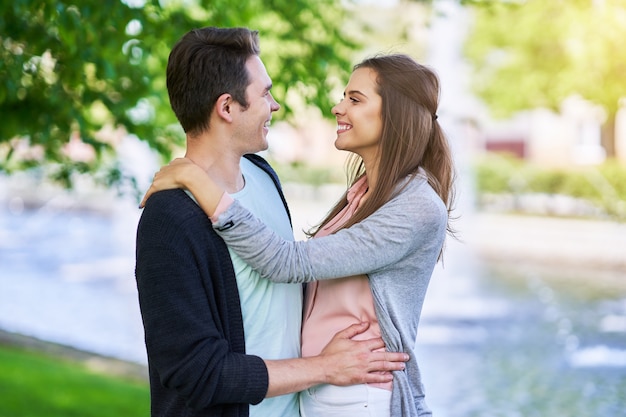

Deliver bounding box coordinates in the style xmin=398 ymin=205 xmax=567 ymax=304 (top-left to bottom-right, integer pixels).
xmin=136 ymin=190 xmax=268 ymax=410
xmin=212 ymin=178 xmax=447 ymax=283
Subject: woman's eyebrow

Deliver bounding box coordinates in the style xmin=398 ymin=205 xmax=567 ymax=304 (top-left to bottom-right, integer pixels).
xmin=345 ymin=89 xmax=367 ymax=98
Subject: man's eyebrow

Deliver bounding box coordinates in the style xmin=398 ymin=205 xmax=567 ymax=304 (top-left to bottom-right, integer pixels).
xmin=264 ymin=83 xmax=273 ymax=92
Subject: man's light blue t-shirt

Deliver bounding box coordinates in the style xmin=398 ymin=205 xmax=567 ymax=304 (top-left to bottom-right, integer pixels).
xmin=229 ymin=158 xmax=302 ymax=417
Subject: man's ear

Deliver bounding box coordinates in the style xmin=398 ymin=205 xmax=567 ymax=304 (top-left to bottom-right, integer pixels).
xmin=215 ymin=93 xmax=234 ymax=123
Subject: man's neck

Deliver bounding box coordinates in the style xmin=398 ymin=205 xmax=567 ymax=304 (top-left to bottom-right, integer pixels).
xmin=185 ymin=136 xmax=245 ymax=194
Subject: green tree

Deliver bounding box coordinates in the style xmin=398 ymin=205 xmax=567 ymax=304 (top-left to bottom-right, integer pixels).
xmin=464 ymin=0 xmax=626 ymax=157
xmin=0 ymin=0 xmax=357 ymax=190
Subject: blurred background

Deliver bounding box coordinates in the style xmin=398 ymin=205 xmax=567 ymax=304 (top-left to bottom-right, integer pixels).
xmin=1 ymin=0 xmax=626 ymax=416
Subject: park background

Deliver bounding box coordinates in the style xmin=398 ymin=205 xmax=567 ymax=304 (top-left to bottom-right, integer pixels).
xmin=1 ymin=0 xmax=626 ymax=416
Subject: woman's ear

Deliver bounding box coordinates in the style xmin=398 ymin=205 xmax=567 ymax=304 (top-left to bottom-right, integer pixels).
xmin=215 ymin=93 xmax=234 ymax=122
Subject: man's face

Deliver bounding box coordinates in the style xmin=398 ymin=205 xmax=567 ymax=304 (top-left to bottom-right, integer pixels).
xmin=231 ymin=56 xmax=280 ymax=154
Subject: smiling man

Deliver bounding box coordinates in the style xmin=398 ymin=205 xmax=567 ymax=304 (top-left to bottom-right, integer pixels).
xmin=135 ymin=27 xmax=408 ymax=417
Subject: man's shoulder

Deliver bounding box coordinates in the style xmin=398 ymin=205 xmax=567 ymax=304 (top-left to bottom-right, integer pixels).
xmin=139 ymin=189 xmax=208 ymax=232
xmin=143 ymin=188 xmax=195 ymax=212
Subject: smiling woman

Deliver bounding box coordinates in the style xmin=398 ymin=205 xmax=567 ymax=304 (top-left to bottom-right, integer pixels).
xmin=331 ymin=67 xmax=384 ymax=164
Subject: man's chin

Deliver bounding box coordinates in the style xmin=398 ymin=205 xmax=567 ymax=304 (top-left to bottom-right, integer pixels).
xmin=250 ymin=141 xmax=269 ymax=154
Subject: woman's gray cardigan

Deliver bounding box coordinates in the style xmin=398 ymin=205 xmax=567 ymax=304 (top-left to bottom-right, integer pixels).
xmin=212 ymin=174 xmax=448 ymax=416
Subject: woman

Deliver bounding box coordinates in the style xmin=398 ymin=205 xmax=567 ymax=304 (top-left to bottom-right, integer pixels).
xmin=142 ymin=54 xmax=455 ymax=416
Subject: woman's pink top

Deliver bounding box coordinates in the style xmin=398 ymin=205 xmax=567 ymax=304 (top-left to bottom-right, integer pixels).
xmin=301 ymin=176 xmax=392 ymax=390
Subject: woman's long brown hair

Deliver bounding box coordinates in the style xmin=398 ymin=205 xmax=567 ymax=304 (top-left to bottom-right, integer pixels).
xmin=308 ymin=54 xmax=456 ymax=239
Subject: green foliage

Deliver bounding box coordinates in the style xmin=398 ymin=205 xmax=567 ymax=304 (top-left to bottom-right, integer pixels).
xmin=270 ymin=160 xmax=344 ymax=186
xmin=464 ymin=0 xmax=626 ymax=119
xmin=0 ymin=0 xmax=357 ymax=188
xmin=473 ymin=153 xmax=626 ymax=219
xmin=0 ymin=345 xmax=149 ymax=417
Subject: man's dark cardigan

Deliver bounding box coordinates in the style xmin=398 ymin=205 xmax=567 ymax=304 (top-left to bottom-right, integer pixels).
xmin=135 ymin=154 xmax=291 ymax=417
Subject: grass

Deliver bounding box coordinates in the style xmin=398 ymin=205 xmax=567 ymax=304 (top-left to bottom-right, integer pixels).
xmin=0 ymin=344 xmax=149 ymax=417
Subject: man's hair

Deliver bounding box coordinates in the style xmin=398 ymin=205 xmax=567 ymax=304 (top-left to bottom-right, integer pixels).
xmin=166 ymin=27 xmax=260 ymax=136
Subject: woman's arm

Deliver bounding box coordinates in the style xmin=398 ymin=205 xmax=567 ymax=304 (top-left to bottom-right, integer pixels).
xmin=213 ymin=179 xmax=448 ymax=283
xmin=140 ymin=158 xmax=224 ymax=217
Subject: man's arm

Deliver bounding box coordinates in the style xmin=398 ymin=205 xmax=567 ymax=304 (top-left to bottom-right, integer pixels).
xmin=265 ymin=322 xmax=408 ymax=398
xmin=136 ymin=195 xmax=269 ymax=408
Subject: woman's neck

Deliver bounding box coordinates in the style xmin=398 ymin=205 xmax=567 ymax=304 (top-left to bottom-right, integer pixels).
xmin=361 ymin=157 xmax=379 ymax=192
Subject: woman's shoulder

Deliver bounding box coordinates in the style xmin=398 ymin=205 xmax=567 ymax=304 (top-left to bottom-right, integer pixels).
xmin=397 ymin=172 xmax=442 ymax=200
xmin=389 ymin=174 xmax=447 ymax=219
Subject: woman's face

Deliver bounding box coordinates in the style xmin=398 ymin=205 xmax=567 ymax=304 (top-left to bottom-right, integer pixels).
xmin=331 ymin=67 xmax=383 ymax=163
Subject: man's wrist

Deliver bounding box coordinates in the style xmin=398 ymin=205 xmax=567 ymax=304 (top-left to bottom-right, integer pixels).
xmin=306 ymin=354 xmax=330 ymax=385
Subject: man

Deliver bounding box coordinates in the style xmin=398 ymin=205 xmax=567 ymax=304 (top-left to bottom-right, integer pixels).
xmin=135 ymin=27 xmax=407 ymax=417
